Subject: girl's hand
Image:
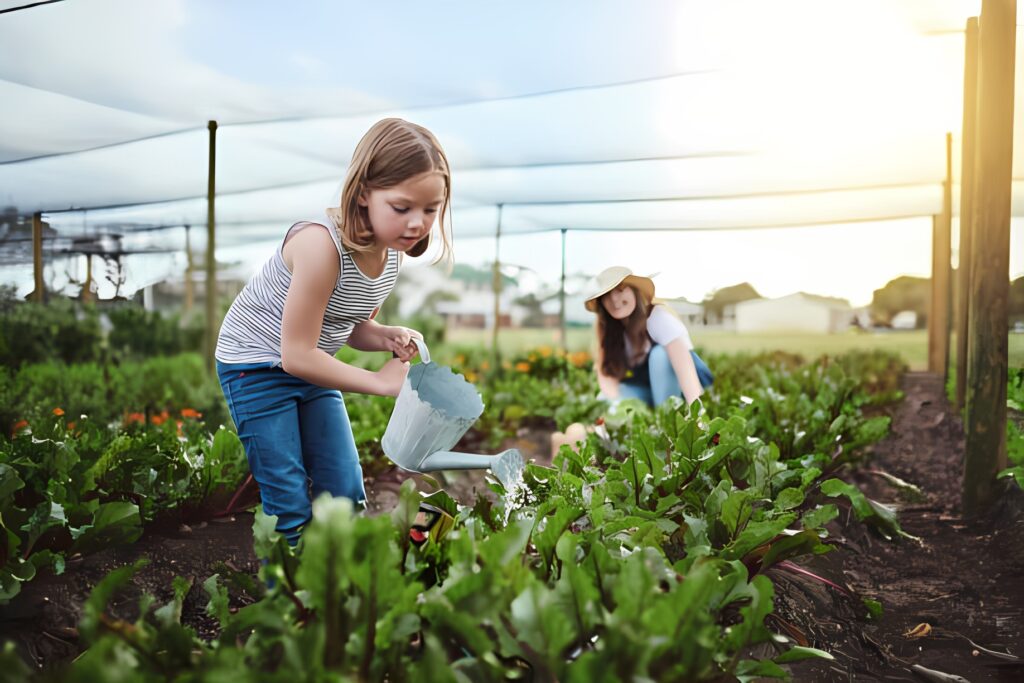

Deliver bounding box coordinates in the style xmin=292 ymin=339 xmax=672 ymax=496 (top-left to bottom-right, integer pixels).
xmin=381 ymin=326 xmax=423 ymax=362
xmin=376 ymin=358 xmax=410 ymax=397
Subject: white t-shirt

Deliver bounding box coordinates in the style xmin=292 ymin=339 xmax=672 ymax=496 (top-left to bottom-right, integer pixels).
xmin=623 ymin=305 xmax=694 ymax=360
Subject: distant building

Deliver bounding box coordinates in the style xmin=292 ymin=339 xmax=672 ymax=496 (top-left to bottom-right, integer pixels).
xmin=396 ymin=264 xmax=527 ymax=328
xmin=734 ymin=292 xmax=854 ymax=334
xmin=659 ymin=298 xmax=705 ymax=327
xmin=890 ymin=310 xmax=918 ymax=330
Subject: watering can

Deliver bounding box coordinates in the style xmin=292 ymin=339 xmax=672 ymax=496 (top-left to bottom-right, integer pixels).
xmin=381 ymin=339 xmax=525 ymax=491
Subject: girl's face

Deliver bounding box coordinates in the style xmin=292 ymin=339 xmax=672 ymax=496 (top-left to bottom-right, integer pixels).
xmin=359 ymin=171 xmax=446 ymax=252
xmin=601 ymin=284 xmax=636 ymax=320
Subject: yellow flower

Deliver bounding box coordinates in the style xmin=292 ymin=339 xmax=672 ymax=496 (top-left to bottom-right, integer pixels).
xmin=515 ymin=361 xmax=531 ymax=373
xmin=538 ymin=346 xmax=552 ymax=358
xmin=480 ymin=361 xmax=490 ymax=371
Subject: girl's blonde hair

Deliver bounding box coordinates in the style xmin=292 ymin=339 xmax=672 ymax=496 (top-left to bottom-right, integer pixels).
xmin=326 ymin=118 xmax=453 ymax=264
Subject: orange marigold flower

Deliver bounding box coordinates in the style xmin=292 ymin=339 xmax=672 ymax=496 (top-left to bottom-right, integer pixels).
xmin=515 ymin=361 xmax=531 ymax=373
xmin=52 ymin=407 xmax=65 ymax=416
xmin=67 ymin=421 xmax=76 ymax=430
xmin=480 ymin=361 xmax=490 ymax=371
xmin=180 ymin=408 xmax=202 ymax=419
xmin=569 ymin=351 xmax=591 ymax=368
xmin=125 ymin=412 xmax=145 ymax=424
xmin=12 ymin=419 xmax=29 ymax=433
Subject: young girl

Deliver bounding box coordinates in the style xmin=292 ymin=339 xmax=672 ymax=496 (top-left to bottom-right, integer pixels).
xmin=214 ymin=118 xmax=452 ymax=544
xmin=585 ymin=265 xmax=713 ymax=408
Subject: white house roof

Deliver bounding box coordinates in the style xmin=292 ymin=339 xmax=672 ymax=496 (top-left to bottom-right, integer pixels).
xmin=735 ymin=291 xmax=853 ymax=310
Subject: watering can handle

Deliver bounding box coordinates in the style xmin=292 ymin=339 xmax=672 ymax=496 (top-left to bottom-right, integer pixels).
xmin=412 ymin=337 xmax=431 ymax=364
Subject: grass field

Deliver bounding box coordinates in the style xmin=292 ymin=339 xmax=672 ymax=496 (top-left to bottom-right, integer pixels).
xmin=443 ymin=327 xmax=1024 ymax=371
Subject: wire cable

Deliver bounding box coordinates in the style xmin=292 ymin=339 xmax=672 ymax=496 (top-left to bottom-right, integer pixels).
xmin=0 ymin=0 xmax=64 ymax=15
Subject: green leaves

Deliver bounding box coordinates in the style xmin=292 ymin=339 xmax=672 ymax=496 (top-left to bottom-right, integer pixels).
xmin=819 ymin=478 xmax=917 ymax=541
xmin=70 ymin=501 xmax=142 ymax=554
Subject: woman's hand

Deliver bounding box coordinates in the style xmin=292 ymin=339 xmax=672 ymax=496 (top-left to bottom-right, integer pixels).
xmin=376 ymin=358 xmax=411 ymax=397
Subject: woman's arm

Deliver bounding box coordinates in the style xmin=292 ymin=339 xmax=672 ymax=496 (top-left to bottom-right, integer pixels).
xmin=279 ymin=228 xmax=408 ymax=396
xmin=593 ymin=345 xmax=621 ymax=399
xmin=664 ymin=338 xmax=704 ymax=405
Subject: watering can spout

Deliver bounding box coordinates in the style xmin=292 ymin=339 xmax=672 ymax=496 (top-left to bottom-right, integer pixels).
xmin=418 ymin=449 xmax=525 ymax=491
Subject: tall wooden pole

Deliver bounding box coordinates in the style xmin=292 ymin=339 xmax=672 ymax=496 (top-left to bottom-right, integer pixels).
xmin=559 ymin=228 xmax=567 ymax=352
xmin=205 ymin=121 xmax=218 ymax=374
xmin=491 ymin=204 xmax=503 ymax=368
xmin=928 ymin=134 xmax=953 ymax=380
xmin=963 ymin=0 xmax=1014 ymax=514
xmin=955 ymin=17 xmax=980 ymax=411
xmin=31 ymin=212 xmax=43 ymax=303
xmin=82 ymin=255 xmax=93 ymax=303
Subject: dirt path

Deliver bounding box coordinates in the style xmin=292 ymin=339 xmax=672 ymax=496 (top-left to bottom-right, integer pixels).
xmin=788 ymin=372 xmax=1024 ymax=682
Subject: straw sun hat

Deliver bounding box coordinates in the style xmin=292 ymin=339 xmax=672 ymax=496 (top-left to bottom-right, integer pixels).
xmin=583 ymin=266 xmax=656 ymax=312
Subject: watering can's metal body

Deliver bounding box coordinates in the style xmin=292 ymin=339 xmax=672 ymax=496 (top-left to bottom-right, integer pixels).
xmin=381 ymin=340 xmax=524 ymax=490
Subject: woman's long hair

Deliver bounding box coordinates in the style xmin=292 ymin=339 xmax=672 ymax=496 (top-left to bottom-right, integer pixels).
xmin=596 ymin=285 xmax=652 ymax=379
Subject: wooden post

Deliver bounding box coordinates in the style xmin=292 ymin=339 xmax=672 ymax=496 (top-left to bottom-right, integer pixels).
xmin=559 ymin=228 xmax=567 ymax=351
xmin=491 ymin=204 xmax=503 ymax=368
xmin=963 ymin=0 xmax=1015 ymax=514
xmin=31 ymin=212 xmax=43 ymax=303
xmin=956 ymin=17 xmax=979 ymax=411
xmin=205 ymin=121 xmax=218 ymax=374
xmin=928 ymin=134 xmax=953 ymax=379
xmin=82 ymin=255 xmax=93 ymax=303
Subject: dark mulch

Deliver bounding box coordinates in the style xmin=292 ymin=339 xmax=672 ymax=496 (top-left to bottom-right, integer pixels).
xmin=0 ymin=514 xmax=261 ymax=673
xmin=785 ymin=372 xmax=1024 ymax=682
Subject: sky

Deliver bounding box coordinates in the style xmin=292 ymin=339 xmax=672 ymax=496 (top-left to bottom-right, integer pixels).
xmin=1 ymin=0 xmax=1022 ymax=305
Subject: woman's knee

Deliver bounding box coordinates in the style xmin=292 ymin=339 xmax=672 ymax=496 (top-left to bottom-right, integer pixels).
xmin=648 ymin=344 xmax=671 ymax=372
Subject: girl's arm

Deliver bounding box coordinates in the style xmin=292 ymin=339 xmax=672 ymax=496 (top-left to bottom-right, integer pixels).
xmin=348 ymin=319 xmax=423 ymax=361
xmin=664 ymin=338 xmax=704 ymax=405
xmin=280 ymin=228 xmax=408 ymax=396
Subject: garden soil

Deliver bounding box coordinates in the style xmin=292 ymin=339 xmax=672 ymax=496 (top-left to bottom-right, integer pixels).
xmin=3 ymin=374 xmax=1022 ymax=682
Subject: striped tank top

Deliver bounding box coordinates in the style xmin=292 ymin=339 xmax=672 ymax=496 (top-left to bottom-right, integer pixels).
xmin=215 ymin=219 xmax=400 ymax=365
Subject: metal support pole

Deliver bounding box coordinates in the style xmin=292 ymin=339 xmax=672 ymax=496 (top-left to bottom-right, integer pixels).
xmin=559 ymin=228 xmax=567 ymax=351
xmin=205 ymin=121 xmax=218 ymax=374
xmin=31 ymin=212 xmax=43 ymax=303
xmin=184 ymin=223 xmax=194 ymax=314
xmin=956 ymin=17 xmax=979 ymax=411
xmin=491 ymin=204 xmax=503 ymax=368
xmin=963 ymin=0 xmax=1015 ymax=514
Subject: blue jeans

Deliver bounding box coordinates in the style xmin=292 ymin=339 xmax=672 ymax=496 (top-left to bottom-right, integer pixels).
xmin=217 ymin=361 xmax=366 ymax=544
xmin=619 ymin=345 xmax=714 ymax=408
